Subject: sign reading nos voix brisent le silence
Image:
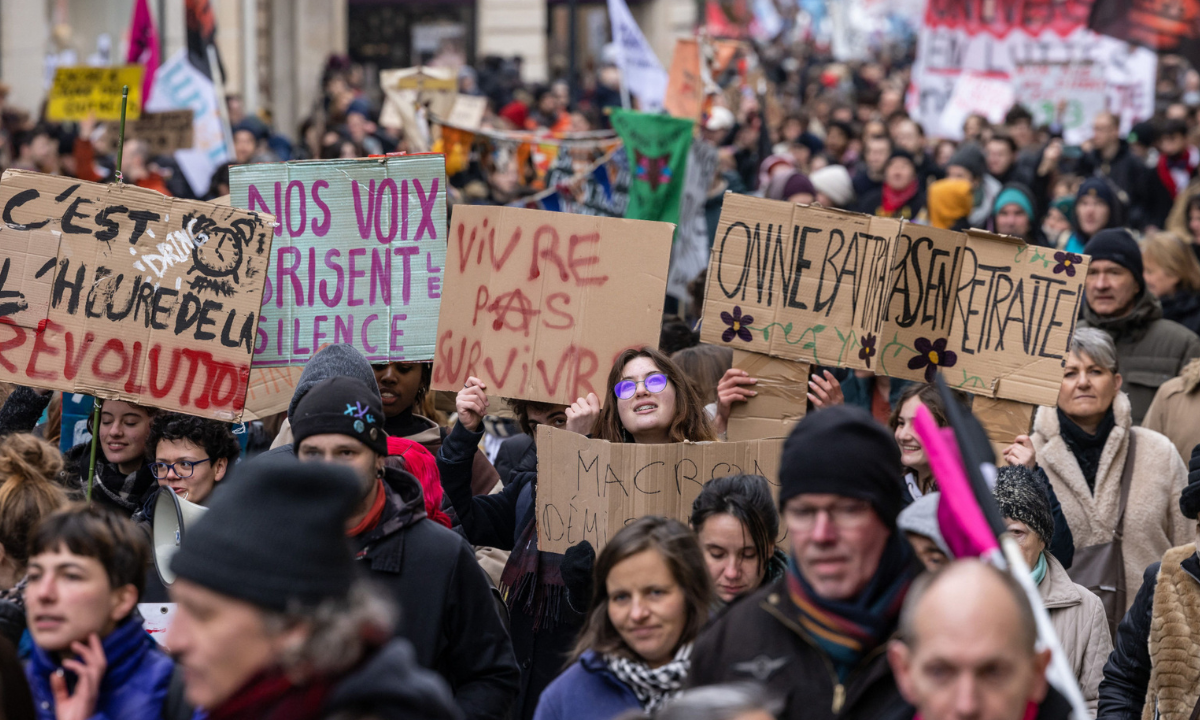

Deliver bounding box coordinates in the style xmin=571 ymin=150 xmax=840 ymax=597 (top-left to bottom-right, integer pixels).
xmin=702 ymin=195 xmax=1089 ymax=406
xmin=230 ymin=155 xmax=447 ymax=365
xmin=0 ymin=170 xmax=274 ymax=421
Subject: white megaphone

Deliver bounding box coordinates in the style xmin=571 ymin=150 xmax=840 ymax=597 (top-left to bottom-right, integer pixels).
xmin=152 ymin=487 xmax=208 ymax=586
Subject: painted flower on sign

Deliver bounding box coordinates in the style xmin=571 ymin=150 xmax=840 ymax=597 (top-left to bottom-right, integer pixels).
xmin=1053 ymin=252 xmax=1082 ymax=277
xmin=720 ymin=306 xmax=755 ymax=343
xmin=858 ymin=333 xmax=877 ymax=368
xmin=907 ymin=337 xmax=958 ymax=383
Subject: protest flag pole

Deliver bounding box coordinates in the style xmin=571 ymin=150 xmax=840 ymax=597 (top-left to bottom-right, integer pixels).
xmin=88 ymin=85 xmax=130 ymax=502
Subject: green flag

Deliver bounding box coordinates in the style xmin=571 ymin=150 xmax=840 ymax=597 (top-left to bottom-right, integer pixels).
xmin=610 ymin=109 xmax=694 ymax=226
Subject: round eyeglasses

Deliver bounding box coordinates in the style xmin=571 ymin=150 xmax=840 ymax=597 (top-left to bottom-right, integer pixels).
xmin=614 ymin=373 xmax=669 ymax=400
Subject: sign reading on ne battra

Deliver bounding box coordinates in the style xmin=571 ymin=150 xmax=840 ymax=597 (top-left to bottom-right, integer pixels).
xmin=702 ymin=194 xmax=1089 ymax=406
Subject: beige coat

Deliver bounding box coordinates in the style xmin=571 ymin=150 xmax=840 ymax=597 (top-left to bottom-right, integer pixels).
xmin=1039 ymin=552 xmax=1112 ymax=713
xmin=1032 ymin=392 xmax=1191 ymax=613
xmin=1143 ymin=358 xmax=1200 ymax=461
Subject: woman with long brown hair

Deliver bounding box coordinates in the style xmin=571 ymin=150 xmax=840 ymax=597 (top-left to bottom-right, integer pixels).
xmin=533 ymin=517 xmax=713 ymax=720
xmin=439 ymin=346 xmax=714 ymax=720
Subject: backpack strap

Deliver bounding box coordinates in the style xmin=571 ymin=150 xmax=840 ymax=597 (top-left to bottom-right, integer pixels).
xmin=1113 ymin=431 xmax=1137 ymax=541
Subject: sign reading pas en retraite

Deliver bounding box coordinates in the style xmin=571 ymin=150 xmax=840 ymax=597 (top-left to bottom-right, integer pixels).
xmin=230 ymin=155 xmax=447 ymax=366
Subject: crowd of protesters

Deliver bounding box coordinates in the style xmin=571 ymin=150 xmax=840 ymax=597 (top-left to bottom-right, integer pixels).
xmin=0 ymin=28 xmax=1196 ymax=720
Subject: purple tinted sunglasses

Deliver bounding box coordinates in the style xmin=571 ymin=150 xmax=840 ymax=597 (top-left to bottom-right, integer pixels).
xmin=614 ymin=373 xmax=669 ymax=400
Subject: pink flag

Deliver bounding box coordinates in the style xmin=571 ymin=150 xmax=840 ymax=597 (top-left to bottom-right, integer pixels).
xmin=911 ymin=404 xmax=999 ymax=559
xmin=127 ymin=0 xmax=160 ymax=102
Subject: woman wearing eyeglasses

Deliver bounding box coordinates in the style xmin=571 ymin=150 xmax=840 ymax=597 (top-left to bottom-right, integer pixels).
xmin=442 ymin=346 xmax=714 ymax=720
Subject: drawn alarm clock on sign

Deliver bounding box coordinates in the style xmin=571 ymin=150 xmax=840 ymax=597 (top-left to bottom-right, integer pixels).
xmin=184 ymin=213 xmax=263 ymax=296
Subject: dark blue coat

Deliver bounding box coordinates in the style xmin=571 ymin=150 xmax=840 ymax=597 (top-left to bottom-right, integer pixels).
xmin=532 ymin=651 xmax=639 ymax=720
xmin=26 ymin=615 xmax=177 ymax=720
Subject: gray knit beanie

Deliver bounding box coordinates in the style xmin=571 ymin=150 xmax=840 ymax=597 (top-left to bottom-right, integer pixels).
xmin=948 ymin=143 xmax=986 ymax=180
xmin=288 ymin=343 xmax=382 ymax=419
xmin=897 ymin=492 xmax=952 ymax=558
xmin=993 ymin=466 xmax=1054 ymax=546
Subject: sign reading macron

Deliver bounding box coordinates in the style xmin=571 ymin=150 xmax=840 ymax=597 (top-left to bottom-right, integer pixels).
xmin=230 ymin=155 xmax=447 ymax=366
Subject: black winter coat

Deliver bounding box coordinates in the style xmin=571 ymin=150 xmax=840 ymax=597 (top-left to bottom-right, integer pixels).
xmin=322 ymin=638 xmax=463 ymax=720
xmin=437 ymin=423 xmax=586 ymax=720
xmin=1160 ymin=290 xmax=1200 ymax=337
xmin=1079 ymin=141 xmax=1164 ymax=230
xmin=688 ymin=580 xmax=913 ymax=720
xmin=354 ymin=467 xmax=520 ymax=720
xmin=1096 ymin=554 xmax=1200 ymax=719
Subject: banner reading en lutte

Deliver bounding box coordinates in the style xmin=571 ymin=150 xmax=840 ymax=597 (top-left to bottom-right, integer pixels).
xmin=431 ymin=205 xmax=673 ymax=405
xmin=701 ymin=195 xmax=1089 ymax=407
xmin=0 ymin=170 xmax=274 ymax=420
xmin=229 ymin=155 xmax=447 ymax=366
xmin=536 ymin=425 xmax=783 ymax=553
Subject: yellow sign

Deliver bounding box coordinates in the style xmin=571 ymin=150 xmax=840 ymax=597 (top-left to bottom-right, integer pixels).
xmin=46 ymin=66 xmax=144 ymax=122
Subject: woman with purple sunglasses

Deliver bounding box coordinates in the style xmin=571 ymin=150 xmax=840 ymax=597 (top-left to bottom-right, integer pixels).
xmin=441 ymin=346 xmax=715 ymax=720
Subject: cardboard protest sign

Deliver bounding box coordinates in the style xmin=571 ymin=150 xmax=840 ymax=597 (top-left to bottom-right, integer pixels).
xmin=664 ymin=39 xmax=704 ymax=120
xmin=726 ymin=350 xmax=808 ymax=442
xmin=229 ymin=155 xmax=447 ymax=366
xmin=0 ymin=170 xmax=274 ymax=420
xmin=445 ymin=95 xmax=488 ymax=130
xmin=974 ymin=396 xmax=1036 ymax=467
xmin=431 ymin=205 xmax=673 ymax=404
xmin=702 ymin=195 xmax=1088 ymax=406
xmin=536 ymin=425 xmax=783 ymax=553
xmin=242 ymin=366 xmax=304 ymax=421
xmin=127 ymin=110 xmax=195 ymax=155
xmin=701 ymin=194 xmax=902 ymax=370
xmin=46 ymin=66 xmax=145 ymax=122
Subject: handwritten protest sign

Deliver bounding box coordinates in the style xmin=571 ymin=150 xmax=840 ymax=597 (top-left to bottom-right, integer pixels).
xmin=242 ymin=366 xmax=304 ymax=421
xmin=46 ymin=66 xmax=145 ymax=122
xmin=431 ymin=205 xmax=673 ymax=404
xmin=0 ymin=170 xmax=274 ymax=420
xmin=536 ymin=425 xmax=783 ymax=553
xmin=1015 ymin=63 xmax=1107 ymax=146
xmin=230 ymin=155 xmax=446 ymax=366
xmin=702 ymin=195 xmax=1088 ymax=406
xmin=664 ymin=39 xmax=704 ymax=120
xmin=128 ymin=110 xmax=195 ymax=156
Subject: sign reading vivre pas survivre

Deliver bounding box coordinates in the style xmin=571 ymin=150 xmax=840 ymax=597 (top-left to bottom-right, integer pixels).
xmin=230 ymin=155 xmax=447 ymax=366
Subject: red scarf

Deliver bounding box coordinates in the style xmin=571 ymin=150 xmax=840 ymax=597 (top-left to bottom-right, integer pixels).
xmin=881 ymin=180 xmax=919 ymax=216
xmin=1157 ymin=147 xmax=1200 ymax=198
xmin=347 ymin=478 xmax=387 ymax=537
xmin=208 ymin=670 xmax=334 ymax=720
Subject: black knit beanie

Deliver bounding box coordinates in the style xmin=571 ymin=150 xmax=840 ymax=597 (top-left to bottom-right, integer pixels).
xmin=778 ymin=405 xmax=904 ymax=528
xmin=993 ymin=466 xmax=1054 ymax=547
xmin=292 ymin=376 xmax=388 ymax=456
xmin=1179 ymin=444 xmax=1200 ymax=520
xmin=1084 ymin=228 xmax=1144 ymax=293
xmin=170 ymin=458 xmax=361 ymax=610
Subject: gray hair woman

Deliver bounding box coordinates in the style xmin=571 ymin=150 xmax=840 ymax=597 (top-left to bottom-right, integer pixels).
xmin=1031 ymin=327 xmax=1190 ymax=623
xmin=994 ymin=466 xmax=1111 ymax=711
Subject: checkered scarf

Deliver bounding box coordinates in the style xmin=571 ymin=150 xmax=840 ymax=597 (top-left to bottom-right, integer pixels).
xmin=604 ymin=643 xmax=692 ymax=712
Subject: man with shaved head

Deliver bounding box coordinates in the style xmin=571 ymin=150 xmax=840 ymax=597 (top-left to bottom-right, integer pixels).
xmin=889 ymin=561 xmax=1068 ymax=720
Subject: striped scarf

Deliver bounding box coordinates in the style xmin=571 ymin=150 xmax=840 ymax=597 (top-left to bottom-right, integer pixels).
xmin=784 ymin=535 xmax=919 ymax=680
